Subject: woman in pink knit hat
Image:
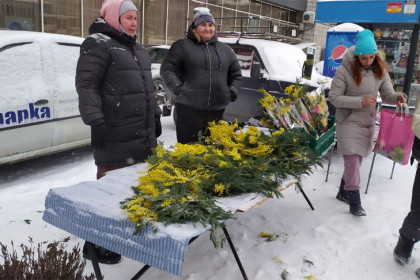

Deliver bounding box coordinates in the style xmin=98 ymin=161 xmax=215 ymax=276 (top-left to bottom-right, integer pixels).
xmin=76 ymin=0 xmax=161 ymax=264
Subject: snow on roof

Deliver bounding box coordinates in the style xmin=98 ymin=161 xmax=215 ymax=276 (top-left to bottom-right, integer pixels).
xmin=219 ymin=37 xmax=331 ymax=87
xmin=0 ymin=30 xmax=84 ymax=47
xmin=328 ymin=23 xmax=364 ymax=32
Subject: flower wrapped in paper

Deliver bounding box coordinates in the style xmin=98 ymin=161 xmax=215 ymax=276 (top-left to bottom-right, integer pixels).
xmin=301 ymin=88 xmax=329 ymax=135
xmin=258 ymin=87 xmax=313 ymax=133
xmin=258 ymin=89 xmax=292 ymax=129
xmin=258 ymin=81 xmax=329 ymax=136
xmin=283 ymin=84 xmax=315 ymax=133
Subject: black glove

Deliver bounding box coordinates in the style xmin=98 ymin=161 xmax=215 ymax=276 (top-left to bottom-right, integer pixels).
xmin=91 ymin=122 xmax=107 ymax=151
xmin=230 ymin=91 xmax=238 ymax=102
xmin=155 ymin=116 xmax=162 ymax=138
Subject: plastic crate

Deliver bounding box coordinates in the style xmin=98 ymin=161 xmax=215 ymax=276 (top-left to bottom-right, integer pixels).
xmin=309 ymin=116 xmax=336 ymax=157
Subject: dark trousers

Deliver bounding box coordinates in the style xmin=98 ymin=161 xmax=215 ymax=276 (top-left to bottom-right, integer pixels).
xmin=400 ymin=165 xmax=420 ymax=242
xmin=174 ymin=103 xmax=225 ymax=144
xmin=97 ymin=165 xmax=129 ymax=179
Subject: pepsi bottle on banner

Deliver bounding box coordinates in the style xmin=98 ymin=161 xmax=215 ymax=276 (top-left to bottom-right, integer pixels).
xmin=323 ymin=31 xmax=358 ymax=78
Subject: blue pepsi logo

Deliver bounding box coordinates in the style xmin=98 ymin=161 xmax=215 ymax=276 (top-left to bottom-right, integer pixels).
xmin=331 ymin=45 xmax=348 ymax=64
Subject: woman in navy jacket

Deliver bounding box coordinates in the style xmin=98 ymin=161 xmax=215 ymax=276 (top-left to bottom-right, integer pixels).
xmin=160 ymin=7 xmax=242 ymax=144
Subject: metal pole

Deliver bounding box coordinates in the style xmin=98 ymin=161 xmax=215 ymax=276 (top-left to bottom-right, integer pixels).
xmin=81 ymin=0 xmax=84 ymax=37
xmin=222 ymin=227 xmax=248 ymax=280
xmin=390 ymin=161 xmax=396 ymax=179
xmin=186 ymin=0 xmax=190 ymax=35
xmin=142 ymin=0 xmax=145 ymax=44
xmin=166 ymin=0 xmax=169 ymax=45
xmin=365 ymin=152 xmax=377 ymax=194
xmin=403 ymin=24 xmax=420 ymax=95
xmin=41 ymin=0 xmax=44 ymax=32
xmin=296 ymin=182 xmax=315 ymax=210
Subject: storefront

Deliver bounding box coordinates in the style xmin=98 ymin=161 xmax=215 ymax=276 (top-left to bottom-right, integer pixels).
xmin=316 ymin=0 xmax=420 ymax=98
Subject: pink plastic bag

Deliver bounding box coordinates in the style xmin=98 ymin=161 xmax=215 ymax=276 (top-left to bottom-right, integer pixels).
xmin=374 ymin=105 xmax=414 ymax=165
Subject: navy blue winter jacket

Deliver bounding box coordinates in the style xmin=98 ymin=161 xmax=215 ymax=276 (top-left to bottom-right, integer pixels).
xmin=76 ymin=18 xmax=159 ymax=167
xmin=160 ymin=25 xmax=242 ymax=110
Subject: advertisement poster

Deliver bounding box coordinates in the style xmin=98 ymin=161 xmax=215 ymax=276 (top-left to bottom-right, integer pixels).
xmin=323 ymin=31 xmax=358 ymax=78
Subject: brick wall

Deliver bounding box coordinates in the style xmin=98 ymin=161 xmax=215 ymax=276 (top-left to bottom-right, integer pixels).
xmin=301 ymin=0 xmax=332 ymax=64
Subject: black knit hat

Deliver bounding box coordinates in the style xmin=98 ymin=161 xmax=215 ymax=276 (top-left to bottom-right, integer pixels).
xmin=192 ymin=7 xmax=215 ymax=27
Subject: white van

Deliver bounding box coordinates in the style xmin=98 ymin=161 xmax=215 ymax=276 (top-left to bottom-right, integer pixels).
xmin=0 ymin=31 xmax=90 ymax=165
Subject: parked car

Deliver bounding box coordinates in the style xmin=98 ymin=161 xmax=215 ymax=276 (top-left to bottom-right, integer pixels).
xmin=218 ymin=36 xmax=332 ymax=123
xmin=146 ymin=45 xmax=172 ymax=115
xmin=0 ymin=30 xmax=90 ymax=165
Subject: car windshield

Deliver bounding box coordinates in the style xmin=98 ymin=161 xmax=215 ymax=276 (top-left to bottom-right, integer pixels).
xmin=260 ymin=45 xmax=306 ymax=82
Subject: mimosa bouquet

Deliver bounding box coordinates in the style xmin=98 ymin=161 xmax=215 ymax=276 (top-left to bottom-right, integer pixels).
xmin=121 ymin=121 xmax=320 ymax=247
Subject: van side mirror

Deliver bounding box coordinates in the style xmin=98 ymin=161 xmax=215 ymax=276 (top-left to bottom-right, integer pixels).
xmin=250 ymin=62 xmax=263 ymax=79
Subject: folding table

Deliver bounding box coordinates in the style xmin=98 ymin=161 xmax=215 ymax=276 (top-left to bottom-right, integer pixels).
xmin=42 ymin=163 xmax=313 ymax=279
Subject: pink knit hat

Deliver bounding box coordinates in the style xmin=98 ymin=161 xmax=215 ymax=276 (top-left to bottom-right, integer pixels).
xmin=101 ymin=0 xmax=137 ymax=32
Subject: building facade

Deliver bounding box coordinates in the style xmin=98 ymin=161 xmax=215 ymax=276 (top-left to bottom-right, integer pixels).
xmin=0 ymin=0 xmax=326 ymax=46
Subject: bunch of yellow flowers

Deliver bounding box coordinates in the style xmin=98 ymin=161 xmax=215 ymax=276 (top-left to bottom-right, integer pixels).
xmin=121 ymin=121 xmax=320 ymax=247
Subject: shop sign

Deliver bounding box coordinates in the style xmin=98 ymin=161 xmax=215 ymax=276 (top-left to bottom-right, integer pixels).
xmin=387 ymin=2 xmax=402 ymax=13
xmin=404 ymin=0 xmax=416 ymax=14
xmin=323 ymin=31 xmax=358 ymax=78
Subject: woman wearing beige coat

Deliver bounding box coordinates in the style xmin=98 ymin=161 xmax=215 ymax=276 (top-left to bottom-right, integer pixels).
xmin=329 ymin=29 xmax=406 ymax=216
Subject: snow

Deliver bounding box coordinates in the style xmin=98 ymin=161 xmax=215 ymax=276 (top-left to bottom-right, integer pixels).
xmin=328 ymin=23 xmax=364 ymax=32
xmin=218 ymin=37 xmax=332 ymax=88
xmin=0 ymin=114 xmax=419 ymax=280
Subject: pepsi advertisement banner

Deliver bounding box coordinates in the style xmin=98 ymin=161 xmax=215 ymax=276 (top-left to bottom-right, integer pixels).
xmin=323 ymin=31 xmax=358 ymax=78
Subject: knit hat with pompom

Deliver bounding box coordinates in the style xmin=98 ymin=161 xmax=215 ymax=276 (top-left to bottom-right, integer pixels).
xmin=192 ymin=7 xmax=215 ymax=28
xmin=101 ymin=0 xmax=137 ymax=33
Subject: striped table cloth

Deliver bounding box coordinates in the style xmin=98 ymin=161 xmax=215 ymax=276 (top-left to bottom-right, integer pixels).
xmin=42 ymin=163 xmax=263 ymax=276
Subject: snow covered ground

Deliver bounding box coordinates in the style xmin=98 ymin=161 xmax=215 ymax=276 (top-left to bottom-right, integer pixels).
xmin=0 ymin=115 xmax=418 ymax=280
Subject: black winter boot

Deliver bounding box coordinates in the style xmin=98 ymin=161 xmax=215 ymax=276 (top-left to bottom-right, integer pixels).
xmin=394 ymin=235 xmax=415 ymax=266
xmin=415 ymin=268 xmax=420 ymax=279
xmin=83 ymin=241 xmax=121 ymax=264
xmin=347 ymin=190 xmax=366 ymax=216
xmin=336 ymin=178 xmax=349 ymax=204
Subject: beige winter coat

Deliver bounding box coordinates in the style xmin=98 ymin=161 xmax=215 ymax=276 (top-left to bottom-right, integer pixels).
xmin=329 ymin=46 xmax=400 ymax=157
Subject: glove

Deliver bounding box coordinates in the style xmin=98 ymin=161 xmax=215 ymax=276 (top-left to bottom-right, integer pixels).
xmin=230 ymin=91 xmax=238 ymax=102
xmin=91 ymin=122 xmax=107 ymax=151
xmin=155 ymin=116 xmax=162 ymax=138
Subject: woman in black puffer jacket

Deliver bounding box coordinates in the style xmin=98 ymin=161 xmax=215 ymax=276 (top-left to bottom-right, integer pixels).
xmin=76 ymin=0 xmax=161 ymax=178
xmin=160 ymin=7 xmax=242 ymax=144
xmin=75 ymin=0 xmax=162 ymax=265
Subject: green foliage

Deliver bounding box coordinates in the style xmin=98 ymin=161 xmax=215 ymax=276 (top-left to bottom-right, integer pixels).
xmin=122 ymin=121 xmax=321 ymax=248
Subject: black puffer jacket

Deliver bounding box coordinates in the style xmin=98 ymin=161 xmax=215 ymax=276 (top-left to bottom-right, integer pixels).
xmin=76 ymin=18 xmax=159 ymax=167
xmin=160 ymin=25 xmax=242 ymax=110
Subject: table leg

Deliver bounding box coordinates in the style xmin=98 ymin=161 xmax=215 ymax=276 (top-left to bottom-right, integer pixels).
xmin=131 ymin=265 xmax=151 ymax=280
xmin=296 ymin=182 xmax=314 ymax=210
xmin=325 ymin=145 xmax=334 ymax=182
xmin=365 ymin=152 xmax=377 ymax=194
xmin=222 ymin=227 xmax=248 ymax=280
xmin=390 ymin=161 xmax=396 ymax=179
xmin=85 ymin=242 xmax=103 ymax=280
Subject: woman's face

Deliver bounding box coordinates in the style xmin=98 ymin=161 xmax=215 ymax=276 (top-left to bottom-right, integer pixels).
xmin=195 ymin=22 xmax=215 ymax=42
xmin=358 ymin=54 xmax=376 ymax=68
xmin=120 ymin=10 xmax=137 ymax=36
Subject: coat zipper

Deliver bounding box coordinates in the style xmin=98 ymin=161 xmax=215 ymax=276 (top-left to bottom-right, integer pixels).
xmin=205 ymin=43 xmax=212 ymax=109
xmin=133 ymin=48 xmax=150 ymax=151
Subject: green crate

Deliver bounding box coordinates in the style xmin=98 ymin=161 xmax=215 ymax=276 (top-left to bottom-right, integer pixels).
xmin=309 ymin=116 xmax=336 ymax=157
